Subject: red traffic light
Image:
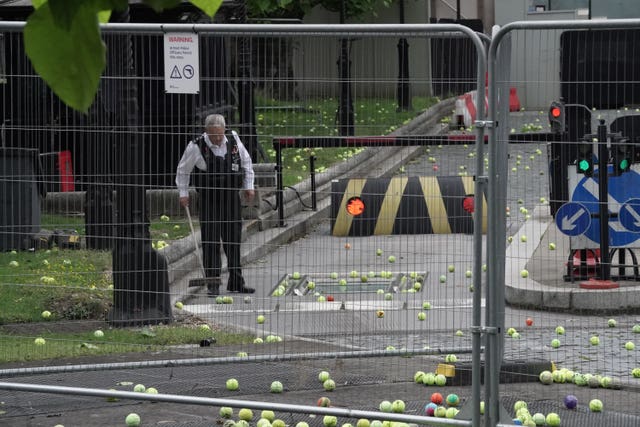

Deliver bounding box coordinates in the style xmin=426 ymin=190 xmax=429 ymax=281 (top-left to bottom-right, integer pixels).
xmin=346 ymin=197 xmax=365 ymax=216
xmin=550 ymin=106 xmax=562 ymax=118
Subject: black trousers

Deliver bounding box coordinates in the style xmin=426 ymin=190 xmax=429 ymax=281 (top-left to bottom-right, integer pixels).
xmin=199 ymin=188 xmax=244 ymax=289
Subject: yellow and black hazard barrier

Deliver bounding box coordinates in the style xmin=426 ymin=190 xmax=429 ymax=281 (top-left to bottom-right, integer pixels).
xmin=330 ymin=176 xmax=487 ymax=236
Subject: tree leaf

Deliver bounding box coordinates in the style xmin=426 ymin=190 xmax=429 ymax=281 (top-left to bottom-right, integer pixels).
xmin=189 ymin=0 xmax=223 ymax=18
xmin=24 ymin=2 xmax=106 ymax=113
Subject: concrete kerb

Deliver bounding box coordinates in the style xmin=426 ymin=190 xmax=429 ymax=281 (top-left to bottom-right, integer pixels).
xmin=505 ymin=205 xmax=640 ymax=312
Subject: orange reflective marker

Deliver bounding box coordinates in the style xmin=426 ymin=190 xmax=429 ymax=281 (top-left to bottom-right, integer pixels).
xmin=346 ymin=197 xmax=365 ymax=216
xmin=550 ymin=106 xmax=561 ymax=118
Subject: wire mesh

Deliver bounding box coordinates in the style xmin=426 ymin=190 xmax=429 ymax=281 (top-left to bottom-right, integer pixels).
xmin=492 ymin=21 xmax=640 ymax=426
xmin=0 ymin=21 xmax=488 ymax=427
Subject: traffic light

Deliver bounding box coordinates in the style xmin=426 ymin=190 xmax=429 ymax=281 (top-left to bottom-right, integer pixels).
xmin=549 ymin=101 xmax=565 ymax=134
xmin=576 ymin=140 xmax=594 ymax=176
xmin=612 ymin=135 xmax=633 ymax=176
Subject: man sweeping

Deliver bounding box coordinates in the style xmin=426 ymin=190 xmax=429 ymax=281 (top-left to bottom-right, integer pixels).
xmin=176 ymin=114 xmax=255 ymax=295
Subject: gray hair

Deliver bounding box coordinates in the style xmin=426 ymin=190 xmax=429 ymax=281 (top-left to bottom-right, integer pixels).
xmin=204 ymin=114 xmax=226 ymax=129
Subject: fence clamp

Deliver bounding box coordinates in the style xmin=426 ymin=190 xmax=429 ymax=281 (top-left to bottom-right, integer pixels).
xmin=471 ymin=325 xmax=499 ymax=335
xmin=474 ymin=120 xmax=495 ymax=128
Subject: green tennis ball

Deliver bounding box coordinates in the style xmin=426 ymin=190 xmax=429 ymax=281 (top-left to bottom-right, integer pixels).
xmin=219 ymin=407 xmax=234 ymax=418
xmin=589 ymin=399 xmax=603 ymax=412
xmin=545 ymin=413 xmax=560 ymax=427
xmin=323 ymin=416 xmax=338 ymax=427
xmin=239 ymin=408 xmax=254 ymax=421
xmin=125 ymin=413 xmax=141 ymax=427
xmin=226 ymin=378 xmax=239 ymax=391
xmin=261 ymin=410 xmax=275 ymax=421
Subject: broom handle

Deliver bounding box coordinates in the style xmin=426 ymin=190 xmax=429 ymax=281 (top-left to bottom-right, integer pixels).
xmin=184 ymin=205 xmax=207 ymax=276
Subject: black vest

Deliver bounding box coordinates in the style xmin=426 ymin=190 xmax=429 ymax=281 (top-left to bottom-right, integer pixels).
xmin=193 ymin=132 xmax=243 ymax=191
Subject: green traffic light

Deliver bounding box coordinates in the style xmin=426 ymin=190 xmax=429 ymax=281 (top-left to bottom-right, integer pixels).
xmin=620 ymin=158 xmax=630 ymax=171
xmin=578 ymin=159 xmax=591 ymax=172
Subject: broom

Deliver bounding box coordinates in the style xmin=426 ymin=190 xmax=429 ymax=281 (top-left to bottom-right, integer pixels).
xmin=185 ymin=205 xmax=221 ymax=293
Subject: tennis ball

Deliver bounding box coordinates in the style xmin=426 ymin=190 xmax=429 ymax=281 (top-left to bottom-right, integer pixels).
xmin=424 ymin=402 xmax=438 ymax=416
xmin=94 ymin=330 xmax=104 ymax=338
xmin=261 ymin=410 xmax=275 ymax=421
xmin=589 ymin=399 xmax=603 ymax=412
xmin=445 ymin=354 xmax=457 ymax=363
xmin=552 ymin=370 xmax=565 ymax=383
xmin=422 ymin=372 xmax=436 ymax=385
xmin=376 ymin=310 xmax=385 ymax=318
xmin=625 ymin=341 xmax=635 ymax=350
xmin=632 ymin=368 xmax=640 ymax=378
xmin=330 ymin=272 xmax=339 ymax=279
xmin=257 ymin=419 xmax=271 ymax=427
xmin=633 ymin=324 xmax=640 ymax=333
xmin=270 ymin=381 xmax=283 ymax=393
xmin=133 ymin=384 xmax=146 ymax=393
xmin=388 ymin=255 xmax=396 ymax=263
xmin=548 ymin=242 xmax=556 ymax=250
xmin=608 ymin=318 xmax=617 ymax=327
xmin=8 ymin=260 xmax=19 ymax=267
xmin=323 ymin=379 xmax=336 ymax=391
xmin=125 ymin=413 xmax=141 ymax=426
xmin=551 ymin=338 xmax=561 ymax=348
xmin=520 ymin=235 xmax=527 ymax=242
xmin=531 ymin=413 xmax=545 ymax=425
xmin=520 ymin=269 xmax=529 ymax=278
xmin=445 ymin=407 xmax=459 ymax=418
xmin=160 ymin=214 xmax=170 ymax=222
xmin=422 ymin=301 xmax=432 ymax=310
xmin=513 ymin=401 xmax=527 ymax=411
xmin=273 ymin=420 xmax=286 ymax=427
xmin=257 ymin=315 xmax=266 ymax=324
xmin=446 ymin=394 xmax=460 ymax=407
xmin=34 ymin=337 xmax=46 ymax=345
xmin=555 ymin=325 xmax=565 ymax=335
xmin=253 ymin=337 xmax=263 ymax=344
xmin=414 ymin=371 xmax=425 ymax=383
xmin=545 ymin=413 xmax=560 ymax=427
xmin=447 ymin=264 xmax=455 ymax=272
xmin=292 ymin=272 xmax=301 ymax=279
xmin=379 ymin=400 xmax=392 ymax=412
xmin=539 ymin=370 xmax=553 ymax=385
xmin=434 ymin=406 xmax=447 ymax=417
xmin=295 ymin=423 xmax=309 ymax=427
xmin=41 ymin=310 xmax=51 ymax=319
xmin=226 ymin=378 xmax=239 ymax=390
xmin=239 ymin=408 xmax=253 ymax=421
xmin=323 ymin=416 xmax=338 ymax=427
xmin=417 ymin=312 xmax=426 ymax=321
xmin=590 ymin=335 xmax=600 ymax=345
xmin=507 ymin=327 xmax=517 ymax=336
xmin=455 ymin=329 xmax=464 ymax=337
xmin=145 ymin=387 xmax=158 ymax=394
xmin=439 ymin=275 xmax=447 ymax=283
xmin=222 ymin=296 xmax=233 ymax=304
xmin=564 ymin=395 xmax=578 ymax=409
xmin=435 ymin=374 xmax=447 ymax=386
xmin=376 ymin=248 xmax=383 ymax=256
xmin=219 ymin=407 xmax=234 ymax=418
xmin=350 ymin=270 xmax=359 ymax=278
xmin=430 ymin=392 xmax=444 ymax=404
xmin=317 ymin=396 xmax=331 ymax=407
xmin=391 ymin=399 xmax=405 ymax=413
xmin=356 ymin=419 xmax=370 ymax=427
xmin=174 ymin=301 xmax=183 ymax=309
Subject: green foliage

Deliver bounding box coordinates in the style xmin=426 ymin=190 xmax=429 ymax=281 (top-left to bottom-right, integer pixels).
xmin=24 ymin=0 xmax=222 ymax=113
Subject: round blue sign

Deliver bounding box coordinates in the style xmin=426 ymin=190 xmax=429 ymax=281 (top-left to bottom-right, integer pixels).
xmin=555 ymin=202 xmax=590 ymax=236
xmin=571 ymin=166 xmax=640 ymax=246
xmin=619 ymin=198 xmax=640 ymax=233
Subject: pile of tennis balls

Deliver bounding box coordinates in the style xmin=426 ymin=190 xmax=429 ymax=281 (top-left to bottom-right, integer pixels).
xmin=423 ymin=392 xmax=460 ymax=418
xmin=413 ymin=370 xmax=448 ymax=387
xmin=539 ymin=368 xmax=618 ymax=390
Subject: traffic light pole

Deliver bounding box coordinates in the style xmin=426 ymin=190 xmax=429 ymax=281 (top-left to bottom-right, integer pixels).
xmin=596 ymin=119 xmax=612 ymax=281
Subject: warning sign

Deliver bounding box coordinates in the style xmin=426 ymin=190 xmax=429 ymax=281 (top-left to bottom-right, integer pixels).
xmin=164 ymin=32 xmax=199 ymax=94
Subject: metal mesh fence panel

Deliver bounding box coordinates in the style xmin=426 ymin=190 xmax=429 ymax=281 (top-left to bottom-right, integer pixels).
xmin=0 ymin=22 xmax=488 ymax=427
xmin=488 ymin=19 xmax=640 ymax=427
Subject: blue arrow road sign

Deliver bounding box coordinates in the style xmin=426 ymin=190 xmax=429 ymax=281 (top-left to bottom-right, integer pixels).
xmin=572 ymin=166 xmax=640 ymax=246
xmin=556 ymin=202 xmax=590 ymax=236
xmin=619 ymin=198 xmax=640 ymax=233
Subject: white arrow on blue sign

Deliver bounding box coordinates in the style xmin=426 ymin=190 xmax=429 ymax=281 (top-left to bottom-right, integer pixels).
xmin=619 ymin=198 xmax=640 ymax=233
xmin=556 ymin=202 xmax=591 ymax=236
xmin=571 ymin=166 xmax=640 ymax=246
